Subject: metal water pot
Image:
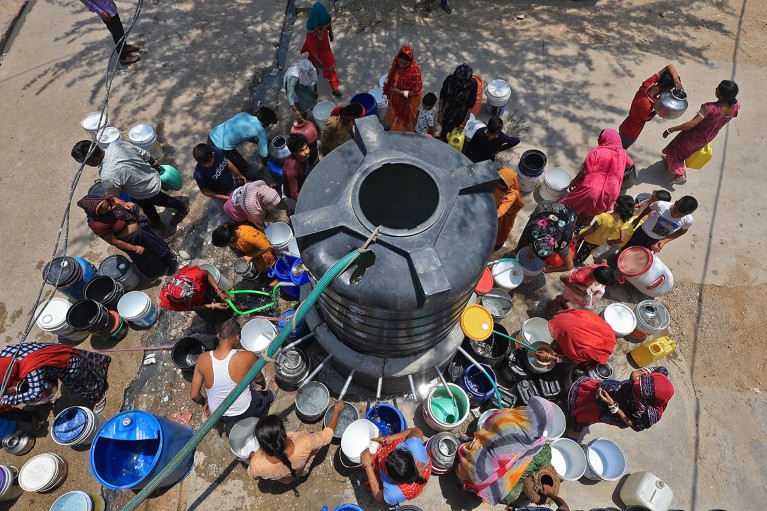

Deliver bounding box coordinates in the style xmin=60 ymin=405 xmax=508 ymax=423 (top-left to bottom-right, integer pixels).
xmin=653 ymin=90 xmax=688 ymax=120
xmin=269 ymin=135 xmax=291 ymax=162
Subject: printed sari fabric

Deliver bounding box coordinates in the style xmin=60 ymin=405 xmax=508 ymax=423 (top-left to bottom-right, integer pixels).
xmin=456 ymin=397 xmax=553 ymax=505
xmin=548 ymin=309 xmax=616 ymax=364
xmin=383 ymin=46 xmax=423 ymax=132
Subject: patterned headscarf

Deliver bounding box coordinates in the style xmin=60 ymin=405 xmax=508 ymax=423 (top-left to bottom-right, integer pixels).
xmin=529 ymin=201 xmax=576 ymax=259
xmin=76 ymin=194 xmax=142 ymax=225
xmin=306 ymin=2 xmax=332 ymax=31
xmin=633 ymin=371 xmax=674 ymax=418
xmin=383 ymin=46 xmax=423 ymax=99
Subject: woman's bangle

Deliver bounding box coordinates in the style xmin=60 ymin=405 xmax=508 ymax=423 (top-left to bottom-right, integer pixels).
xmin=609 ymin=404 xmax=619 ymax=414
xmin=362 ymin=463 xmax=372 ymax=469
xmin=641 ymin=367 xmax=652 ymax=374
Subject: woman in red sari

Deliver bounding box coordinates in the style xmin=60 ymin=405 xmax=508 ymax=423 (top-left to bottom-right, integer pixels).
xmin=301 ymin=2 xmax=341 ymax=97
xmin=383 ymin=46 xmax=423 ymax=132
xmin=559 ymin=128 xmax=632 ymax=226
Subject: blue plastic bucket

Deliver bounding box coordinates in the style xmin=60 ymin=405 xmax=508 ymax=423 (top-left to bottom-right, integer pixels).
xmin=42 ymin=256 xmax=98 ymax=301
xmin=90 ymin=410 xmax=195 ymax=490
xmin=364 ymin=403 xmax=406 ymax=436
xmin=275 ymin=309 xmax=307 ymax=340
xmin=268 ymin=255 xmax=300 ymax=298
xmin=0 ymin=421 xmax=16 ymax=443
xmin=461 ymin=364 xmax=497 ymax=406
xmin=334 ymin=506 xmax=364 ymax=511
xmin=290 ymin=259 xmax=309 ymax=286
xmin=350 ymin=93 xmax=377 ymax=117
xmin=266 ymin=159 xmax=283 ymax=180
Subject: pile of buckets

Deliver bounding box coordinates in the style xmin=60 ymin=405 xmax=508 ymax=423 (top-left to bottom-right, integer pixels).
xmin=81 ymin=112 xmax=163 ymax=158
xmin=42 ymin=256 xmax=98 ymax=301
xmin=51 ymin=406 xmax=106 ymax=448
xmin=18 ymin=453 xmax=68 ymax=493
xmin=485 ymin=79 xmax=512 ymax=116
xmin=516 ymin=150 xmax=548 ymax=194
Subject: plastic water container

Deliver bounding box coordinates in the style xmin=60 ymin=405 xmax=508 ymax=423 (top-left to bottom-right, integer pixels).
xmin=99 ymin=254 xmax=142 ymax=291
xmin=42 ymin=256 xmax=99 ymax=301
xmin=81 ymin=112 xmax=109 ymax=136
xmin=96 ymin=127 xmax=120 ymax=149
xmin=128 ymin=124 xmax=163 ymax=159
xmin=228 ymin=417 xmax=260 ymax=461
xmin=312 ymin=101 xmax=335 ymax=131
xmin=620 ymin=471 xmax=674 ymax=511
xmin=198 ymin=263 xmax=232 ymax=292
xmin=521 ymin=317 xmax=554 ymax=345
xmin=0 ymin=465 xmax=23 ymax=502
xmin=368 ymin=87 xmax=388 ymax=121
xmin=516 ymin=246 xmax=545 ymax=283
xmin=52 ymin=406 xmax=106 ymax=447
xmin=629 ymin=335 xmax=676 ymax=367
xmin=90 ymin=410 xmax=195 ymax=490
xmin=460 ymin=364 xmax=497 ymax=406
xmin=583 ymin=437 xmax=627 ymax=481
xmin=116 ymin=291 xmax=159 ymax=328
xmin=618 ymin=246 xmax=674 ymax=297
xmin=18 ymin=453 xmax=67 ymax=492
xmin=422 ymin=383 xmax=470 ymax=432
xmin=471 ymin=74 xmax=483 ymax=116
xmin=550 ymin=438 xmax=587 ymax=481
xmin=35 ymin=298 xmax=89 ymax=341
xmin=538 ymin=167 xmax=572 ymax=202
xmin=491 ymin=260 xmax=524 ymax=290
xmin=50 ymin=490 xmax=105 ymax=511
xmin=267 ymin=255 xmax=301 ymax=299
xmin=264 ymin=222 xmax=294 ymax=254
xmin=485 ymin=79 xmax=512 ymax=116
xmin=241 ymin=318 xmax=277 ymax=354
xmin=447 ymin=128 xmax=465 ymax=152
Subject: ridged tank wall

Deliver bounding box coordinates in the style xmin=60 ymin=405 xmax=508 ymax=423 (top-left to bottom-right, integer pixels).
xmin=292 ymin=117 xmax=498 ymax=358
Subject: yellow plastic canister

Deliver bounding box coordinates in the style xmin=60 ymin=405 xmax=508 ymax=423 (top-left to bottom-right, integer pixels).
xmin=629 ymin=335 xmax=676 ymax=367
xmin=447 ymin=128 xmax=466 ymax=152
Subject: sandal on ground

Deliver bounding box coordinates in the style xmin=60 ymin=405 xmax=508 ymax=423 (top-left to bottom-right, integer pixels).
xmin=668 ymin=174 xmax=687 ymax=185
xmin=170 ymin=207 xmax=190 ymax=226
xmin=119 ymin=54 xmax=140 ymax=65
xmin=124 ymin=43 xmax=140 ymax=53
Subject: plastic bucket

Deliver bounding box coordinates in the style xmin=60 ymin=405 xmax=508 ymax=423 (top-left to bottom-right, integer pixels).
xmin=265 ymin=222 xmax=294 ymax=254
xmin=544 ymin=403 xmax=566 ymax=442
xmin=312 ymin=101 xmax=335 ymax=131
xmin=198 ymin=263 xmax=232 ymax=292
xmin=43 ymin=256 xmax=98 ymax=301
xmin=128 ymin=123 xmax=163 ymax=159
xmin=81 ymin=112 xmax=109 ymax=135
xmin=51 ymin=406 xmax=105 ymax=447
xmin=241 ymin=318 xmax=277 ymax=354
xmin=617 ymin=247 xmax=675 ymax=297
xmin=275 ymin=309 xmax=307 ymax=340
xmin=158 ymin=165 xmax=183 ymax=191
xmin=295 ymin=381 xmax=329 ymax=422
xmin=485 ymin=79 xmax=512 ymax=116
xmin=171 ymin=337 xmax=208 ymax=370
xmin=492 ymin=260 xmax=524 ymax=290
xmin=378 ymin=73 xmax=388 ymax=89
xmin=66 ymin=299 xmax=111 ymax=335
xmin=116 ymin=291 xmax=159 ymax=328
xmin=516 ymin=246 xmax=545 ymax=283
xmin=480 ymin=288 xmax=512 ymax=319
xmin=0 ymin=421 xmax=15 ymax=444
xmin=350 ymin=93 xmax=377 ymax=117
xmin=103 ymin=310 xmax=129 ymax=341
xmin=340 ymin=419 xmax=379 ymax=464
xmin=266 ymin=159 xmax=283 ymax=180
xmin=477 ymin=408 xmax=500 ymax=430
xmin=0 ymin=465 xmax=23 ymax=502
xmin=471 ymin=74 xmax=483 ymax=116
xmin=286 ymin=238 xmax=300 ymax=257
xmin=551 ymin=438 xmax=587 ymax=481
xmin=368 ymin=87 xmax=388 ymax=121
xmin=583 ymin=437 xmax=627 ymax=481
xmin=364 ymin=403 xmax=406 ymax=436
xmin=50 ymin=490 xmax=102 ymax=511
xmin=96 ymin=127 xmax=120 ymax=150
xmin=99 ymin=255 xmax=141 ymax=291
xmin=518 ymin=149 xmax=547 ymax=178
xmin=539 ymin=167 xmax=572 ymax=202
xmin=601 ymin=303 xmax=637 ymax=338
xmin=423 ymin=383 xmax=470 ymax=432
xmin=469 ymin=324 xmax=510 ymax=368
xmin=90 ymin=410 xmax=195 ymax=490
xmin=460 ymin=364 xmax=497 ymax=406
xmin=517 ymin=171 xmax=544 ymax=194
xmin=84 ymin=276 xmax=124 ymax=310
xmin=228 ymin=417 xmax=260 ymax=461
xmin=19 ymin=453 xmax=67 ymax=492
xmin=35 ymin=298 xmax=89 ymax=341
xmin=521 ymin=317 xmax=554 ymax=345
xmin=268 ymin=255 xmax=300 ymax=299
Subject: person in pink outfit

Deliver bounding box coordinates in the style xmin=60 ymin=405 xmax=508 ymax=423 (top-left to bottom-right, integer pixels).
xmin=559 ymin=129 xmax=633 ymax=226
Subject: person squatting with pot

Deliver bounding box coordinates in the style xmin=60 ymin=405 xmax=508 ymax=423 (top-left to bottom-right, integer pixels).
xmin=190 ymin=319 xmax=273 ymax=423
xmin=159 ymin=265 xmax=234 ymax=325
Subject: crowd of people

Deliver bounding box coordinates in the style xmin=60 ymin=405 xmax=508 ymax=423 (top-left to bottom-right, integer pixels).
xmin=0 ymin=2 xmax=743 ymax=509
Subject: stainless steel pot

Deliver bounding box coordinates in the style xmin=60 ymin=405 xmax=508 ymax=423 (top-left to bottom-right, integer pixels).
xmin=269 ymin=135 xmax=291 ymax=162
xmin=654 ymin=90 xmax=688 ymax=120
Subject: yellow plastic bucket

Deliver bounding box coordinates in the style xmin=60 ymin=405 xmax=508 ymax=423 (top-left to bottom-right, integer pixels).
xmin=460 ymin=304 xmax=494 ymax=341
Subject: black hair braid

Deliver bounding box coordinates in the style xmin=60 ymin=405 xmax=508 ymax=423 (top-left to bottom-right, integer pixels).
xmin=276 ymin=449 xmax=297 ymax=480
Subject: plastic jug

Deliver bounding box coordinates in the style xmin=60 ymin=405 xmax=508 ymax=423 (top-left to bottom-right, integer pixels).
xmin=447 ymin=128 xmax=465 ymax=152
xmin=629 ymin=335 xmax=676 ymax=367
xmin=619 ymin=471 xmax=674 ymax=511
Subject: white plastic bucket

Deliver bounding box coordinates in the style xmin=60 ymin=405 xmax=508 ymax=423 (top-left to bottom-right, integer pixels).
xmin=618 ymin=247 xmax=675 ymax=297
xmin=265 ymin=222 xmax=294 ymax=254
xmin=312 ymin=101 xmax=335 ymax=132
xmin=51 ymin=406 xmax=105 ymax=447
xmin=476 ymin=408 xmax=499 ymax=430
xmin=198 ymin=263 xmax=232 ymax=292
xmin=464 ymin=116 xmax=486 ymax=141
xmin=96 ymin=127 xmax=120 ymax=150
xmin=286 ymin=238 xmax=300 ymax=257
xmin=584 ymin=437 xmax=627 ymax=481
xmin=35 ymin=298 xmax=89 ymax=341
xmin=516 ymin=247 xmax=545 ymax=283
xmin=228 ymin=417 xmax=260 ymax=461
xmin=378 ymin=73 xmax=388 ymax=89
xmin=550 ymin=438 xmax=587 ymax=481
xmin=601 ymin=303 xmax=637 ymax=338
xmin=241 ymin=318 xmax=277 ymax=354
xmin=544 ymin=403 xmax=566 ymax=442
xmin=49 ymin=490 xmax=102 ymax=511
xmin=116 ymin=291 xmax=159 ymax=328
xmin=128 ymin=123 xmax=163 ymax=159
xmin=521 ymin=317 xmax=554 ymax=345
xmin=18 ymin=453 xmax=67 ymax=492
xmin=538 ymin=167 xmax=571 ymax=201
xmin=517 ymin=171 xmax=544 ymax=194
xmin=368 ymin=87 xmax=388 ymax=121
xmin=341 ymin=419 xmax=379 ymax=464
xmin=485 ymin=79 xmax=512 ymax=116
xmin=81 ymin=112 xmax=109 ymax=135
xmin=491 ymin=260 xmax=524 ymax=290
xmin=0 ymin=465 xmax=23 ymax=502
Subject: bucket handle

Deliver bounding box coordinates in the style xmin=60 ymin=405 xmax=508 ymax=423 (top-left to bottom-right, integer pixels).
xmin=338 ymin=451 xmax=361 ymax=469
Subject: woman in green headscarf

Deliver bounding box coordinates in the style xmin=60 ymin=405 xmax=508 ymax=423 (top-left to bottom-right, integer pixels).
xmin=301 ymin=2 xmax=342 ymax=97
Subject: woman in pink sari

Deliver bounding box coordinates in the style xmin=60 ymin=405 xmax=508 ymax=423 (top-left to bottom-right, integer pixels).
xmin=559 ymin=128 xmax=632 ymax=226
xmin=661 ymin=80 xmax=739 ymax=184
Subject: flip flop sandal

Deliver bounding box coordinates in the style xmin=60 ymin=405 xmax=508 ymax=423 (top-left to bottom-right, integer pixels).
xmin=94 ymin=391 xmax=108 ymax=413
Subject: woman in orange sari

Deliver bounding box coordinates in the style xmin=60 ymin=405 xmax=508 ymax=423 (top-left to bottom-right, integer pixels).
xmin=494 ymin=167 xmax=524 ymax=251
xmin=383 ymin=46 xmax=423 ymax=132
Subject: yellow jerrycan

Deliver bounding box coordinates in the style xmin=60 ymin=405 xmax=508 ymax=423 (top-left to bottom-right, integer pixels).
xmin=629 ymin=335 xmax=676 ymax=367
xmin=447 ymin=128 xmax=466 ymax=152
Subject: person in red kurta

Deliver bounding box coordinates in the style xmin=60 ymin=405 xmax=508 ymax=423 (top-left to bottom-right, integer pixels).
xmin=383 ymin=45 xmax=423 ymax=132
xmin=301 ymin=2 xmax=341 ymax=97
xmin=547 ymin=309 xmax=616 ymax=365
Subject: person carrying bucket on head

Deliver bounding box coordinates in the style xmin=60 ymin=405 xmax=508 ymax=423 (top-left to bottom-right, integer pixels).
xmin=0 ymin=342 xmax=111 ymax=412
xmin=360 ymin=427 xmax=431 ymax=507
xmin=208 ymin=107 xmax=279 ymax=182
xmin=301 ymin=2 xmax=342 ymax=98
xmin=72 ymin=140 xmax=190 ymax=230
xmin=159 ymin=265 xmax=233 ymax=325
xmin=247 ymin=403 xmax=344 ymax=483
xmin=190 ymin=320 xmax=273 ymax=423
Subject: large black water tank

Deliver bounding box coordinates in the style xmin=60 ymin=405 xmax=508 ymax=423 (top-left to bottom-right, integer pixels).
xmin=293 ymin=117 xmax=498 ymax=357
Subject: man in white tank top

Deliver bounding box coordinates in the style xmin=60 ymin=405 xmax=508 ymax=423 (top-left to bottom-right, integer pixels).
xmin=190 ymin=319 xmax=273 ymax=423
